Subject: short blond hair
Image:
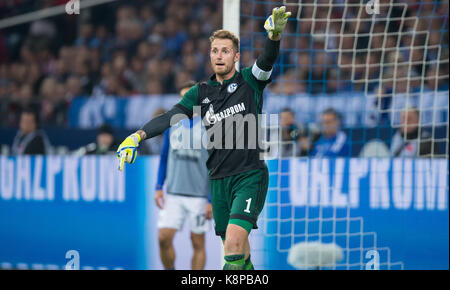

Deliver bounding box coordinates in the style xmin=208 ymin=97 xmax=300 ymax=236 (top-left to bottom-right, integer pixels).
xmin=209 ymin=29 xmax=240 ymax=53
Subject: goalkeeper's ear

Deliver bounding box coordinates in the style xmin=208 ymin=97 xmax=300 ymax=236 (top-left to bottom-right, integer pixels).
xmin=233 ymin=51 xmax=240 ymax=63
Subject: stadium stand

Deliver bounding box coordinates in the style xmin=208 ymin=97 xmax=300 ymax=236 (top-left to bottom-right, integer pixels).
xmin=0 ymin=0 xmax=448 ymax=158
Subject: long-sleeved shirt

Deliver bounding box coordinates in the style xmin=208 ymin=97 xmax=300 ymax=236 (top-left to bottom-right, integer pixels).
xmin=155 ymin=116 xmax=210 ymax=198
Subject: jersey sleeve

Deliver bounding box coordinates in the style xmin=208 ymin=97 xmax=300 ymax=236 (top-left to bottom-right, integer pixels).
xmin=241 ymin=38 xmax=279 ymax=93
xmin=177 ymin=84 xmax=199 ymax=113
xmin=241 ymin=65 xmax=271 ymax=94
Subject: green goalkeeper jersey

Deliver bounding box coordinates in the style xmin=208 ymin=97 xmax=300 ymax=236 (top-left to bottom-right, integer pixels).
xmin=139 ymin=38 xmax=280 ymax=179
xmin=176 ymin=65 xmax=271 ymax=179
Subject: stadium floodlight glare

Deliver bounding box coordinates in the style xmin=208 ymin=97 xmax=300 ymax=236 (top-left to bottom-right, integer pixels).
xmin=287 ymin=241 xmax=343 ymax=270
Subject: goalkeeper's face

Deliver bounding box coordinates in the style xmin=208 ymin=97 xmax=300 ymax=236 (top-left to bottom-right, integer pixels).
xmin=210 ymin=39 xmax=240 ymax=77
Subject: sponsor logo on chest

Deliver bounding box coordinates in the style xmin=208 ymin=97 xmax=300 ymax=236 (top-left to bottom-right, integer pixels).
xmin=204 ymin=102 xmax=246 ymax=125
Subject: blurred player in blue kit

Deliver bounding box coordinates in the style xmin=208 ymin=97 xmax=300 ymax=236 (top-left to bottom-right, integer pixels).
xmin=154 ymin=81 xmax=212 ymax=270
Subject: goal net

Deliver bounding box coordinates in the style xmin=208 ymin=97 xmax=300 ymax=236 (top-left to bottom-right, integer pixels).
xmin=237 ymin=0 xmax=449 ymax=269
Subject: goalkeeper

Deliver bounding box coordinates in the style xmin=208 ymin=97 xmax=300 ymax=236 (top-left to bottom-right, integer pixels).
xmin=117 ymin=6 xmax=290 ymax=270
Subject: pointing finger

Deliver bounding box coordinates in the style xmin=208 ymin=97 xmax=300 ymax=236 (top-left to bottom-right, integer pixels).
xmin=118 ymin=153 xmax=126 ymax=171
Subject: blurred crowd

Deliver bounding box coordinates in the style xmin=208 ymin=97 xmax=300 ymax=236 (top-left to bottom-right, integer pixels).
xmin=278 ymin=105 xmax=441 ymax=158
xmin=0 ymin=0 xmax=221 ymax=128
xmin=10 ymin=102 xmax=441 ymax=158
xmin=0 ymin=0 xmax=448 ymax=158
xmin=239 ymin=0 xmax=449 ymax=96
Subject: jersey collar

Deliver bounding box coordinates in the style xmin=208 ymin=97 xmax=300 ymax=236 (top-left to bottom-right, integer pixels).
xmin=208 ymin=70 xmax=239 ymax=86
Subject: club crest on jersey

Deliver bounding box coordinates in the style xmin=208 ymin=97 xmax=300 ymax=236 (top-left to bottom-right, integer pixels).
xmin=227 ymin=83 xmax=238 ymax=93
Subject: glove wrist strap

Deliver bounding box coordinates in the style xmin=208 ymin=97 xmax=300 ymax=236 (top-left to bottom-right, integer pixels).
xmin=269 ymin=31 xmax=282 ymax=40
xmin=130 ymin=133 xmax=141 ymax=145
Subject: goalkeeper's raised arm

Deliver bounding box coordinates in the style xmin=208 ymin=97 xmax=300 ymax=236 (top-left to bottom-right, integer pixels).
xmin=248 ymin=6 xmax=291 ymax=82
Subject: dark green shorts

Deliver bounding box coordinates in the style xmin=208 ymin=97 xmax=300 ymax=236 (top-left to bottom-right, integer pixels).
xmin=210 ymin=165 xmax=269 ymax=239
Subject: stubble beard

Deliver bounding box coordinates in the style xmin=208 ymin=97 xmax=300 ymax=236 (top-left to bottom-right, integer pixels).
xmin=212 ymin=63 xmax=234 ymax=79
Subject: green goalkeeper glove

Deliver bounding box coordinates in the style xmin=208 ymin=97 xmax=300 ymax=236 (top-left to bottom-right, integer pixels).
xmin=116 ymin=133 xmax=141 ymax=171
xmin=264 ymin=6 xmax=291 ymax=39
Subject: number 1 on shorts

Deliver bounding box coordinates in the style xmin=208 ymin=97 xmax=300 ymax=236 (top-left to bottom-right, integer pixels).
xmin=244 ymin=198 xmax=252 ymax=213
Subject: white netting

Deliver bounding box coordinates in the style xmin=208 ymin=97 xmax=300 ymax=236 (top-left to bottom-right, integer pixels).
xmin=239 ymin=0 xmax=448 ymax=270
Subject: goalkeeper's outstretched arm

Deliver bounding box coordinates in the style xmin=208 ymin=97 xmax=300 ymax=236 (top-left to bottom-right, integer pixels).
xmin=138 ymin=104 xmax=191 ymax=140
